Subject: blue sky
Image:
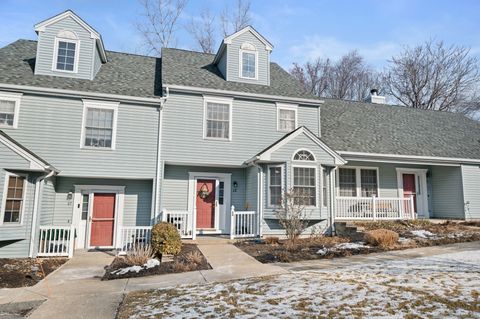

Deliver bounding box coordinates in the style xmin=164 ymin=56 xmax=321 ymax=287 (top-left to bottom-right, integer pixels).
xmin=1 ymin=0 xmax=480 ymax=70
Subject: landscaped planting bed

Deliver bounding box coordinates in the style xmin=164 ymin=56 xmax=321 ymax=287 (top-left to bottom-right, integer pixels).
xmin=0 ymin=258 xmax=67 ymax=288
xmin=103 ymin=244 xmax=210 ymax=280
xmin=236 ymin=220 xmax=480 ymax=263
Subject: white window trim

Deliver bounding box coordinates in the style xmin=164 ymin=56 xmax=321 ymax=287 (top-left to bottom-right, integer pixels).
xmin=267 ymin=164 xmax=284 ymax=208
xmin=276 ymin=103 xmax=298 ymax=132
xmin=0 ymin=91 xmax=22 ymax=129
xmin=0 ymin=172 xmax=28 ymax=226
xmin=202 ymin=95 xmax=233 ymax=141
xmin=291 ymin=164 xmax=319 ymax=208
xmin=52 ymin=37 xmax=81 ymax=74
xmin=336 ymin=166 xmax=380 ymax=198
xmin=80 ymin=99 xmax=119 ymax=150
xmin=321 ymin=166 xmax=328 ymax=208
xmin=292 ymin=148 xmax=316 ymax=162
xmin=239 ymin=48 xmax=259 ymax=80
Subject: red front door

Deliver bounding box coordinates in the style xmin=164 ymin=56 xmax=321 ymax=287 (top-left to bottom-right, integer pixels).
xmin=90 ymin=193 xmax=116 ymax=247
xmin=196 ymin=179 xmax=216 ymax=229
xmin=403 ymin=174 xmax=417 ymax=212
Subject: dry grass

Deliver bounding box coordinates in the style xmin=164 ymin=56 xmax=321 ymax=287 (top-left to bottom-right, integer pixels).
xmin=264 ymin=237 xmax=280 ymax=245
xmin=182 ymin=251 xmax=203 ymax=266
xmin=125 ymin=245 xmax=153 ymax=266
xmin=364 ymin=229 xmax=399 ymax=248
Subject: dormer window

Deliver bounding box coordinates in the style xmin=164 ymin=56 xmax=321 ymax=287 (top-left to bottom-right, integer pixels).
xmin=53 ymin=30 xmax=79 ymax=73
xmin=239 ymin=42 xmax=257 ymax=79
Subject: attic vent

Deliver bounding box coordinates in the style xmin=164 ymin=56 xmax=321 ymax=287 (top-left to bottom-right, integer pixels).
xmin=57 ymin=30 xmax=78 ymax=40
xmin=240 ymin=42 xmax=256 ymax=51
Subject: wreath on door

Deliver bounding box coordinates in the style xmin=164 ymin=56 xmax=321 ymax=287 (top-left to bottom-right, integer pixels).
xmin=198 ymin=183 xmax=211 ymax=199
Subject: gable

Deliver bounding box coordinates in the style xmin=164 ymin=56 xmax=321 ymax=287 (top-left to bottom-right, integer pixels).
xmin=0 ymin=142 xmax=31 ymax=170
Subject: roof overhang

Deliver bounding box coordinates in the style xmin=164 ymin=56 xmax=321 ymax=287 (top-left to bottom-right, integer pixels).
xmin=34 ymin=10 xmax=107 ymax=63
xmin=0 ymin=130 xmax=58 ymax=173
xmin=339 ymin=151 xmax=480 ymax=166
xmin=246 ymin=126 xmax=346 ymax=166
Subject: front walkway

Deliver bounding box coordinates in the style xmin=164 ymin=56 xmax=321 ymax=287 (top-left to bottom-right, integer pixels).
xmin=0 ymin=241 xmax=286 ymax=319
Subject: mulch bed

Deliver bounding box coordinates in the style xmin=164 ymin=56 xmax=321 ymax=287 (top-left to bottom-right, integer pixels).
xmin=0 ymin=258 xmax=67 ymax=288
xmin=236 ymin=221 xmax=480 ymax=263
xmin=103 ymin=244 xmax=211 ymax=280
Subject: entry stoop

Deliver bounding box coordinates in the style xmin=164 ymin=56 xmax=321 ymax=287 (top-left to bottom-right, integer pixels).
xmin=334 ymin=222 xmax=366 ymax=241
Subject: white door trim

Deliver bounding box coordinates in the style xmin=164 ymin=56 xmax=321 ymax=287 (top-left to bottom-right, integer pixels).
xmin=73 ymin=185 xmax=125 ymax=249
xmin=395 ymin=168 xmax=429 ymax=218
xmin=187 ymin=172 xmax=231 ymax=234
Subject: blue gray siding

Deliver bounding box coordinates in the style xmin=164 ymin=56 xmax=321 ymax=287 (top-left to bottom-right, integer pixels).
xmin=225 ymin=30 xmax=270 ymax=85
xmin=161 ymin=91 xmax=320 ymax=166
xmin=217 ymin=50 xmax=227 ymax=79
xmin=6 ymin=93 xmax=159 ymax=178
xmin=431 ymin=166 xmax=465 ymax=219
xmin=39 ymin=177 xmax=56 ymax=225
xmin=35 ymin=16 xmax=96 ymax=80
xmin=92 ymin=45 xmax=103 ymax=78
xmin=245 ymin=166 xmax=258 ymax=212
xmin=461 ymin=165 xmax=480 ymax=220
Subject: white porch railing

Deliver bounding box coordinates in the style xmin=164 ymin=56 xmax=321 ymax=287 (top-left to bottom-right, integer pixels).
xmin=335 ymin=196 xmax=415 ymax=220
xmin=118 ymin=226 xmax=152 ymax=253
xmin=230 ymin=206 xmax=256 ymax=239
xmin=37 ymin=225 xmax=74 ymax=257
xmin=162 ymin=210 xmax=193 ymax=239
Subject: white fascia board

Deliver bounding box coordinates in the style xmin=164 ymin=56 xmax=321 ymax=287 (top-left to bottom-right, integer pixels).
xmin=339 ymin=151 xmax=480 ymax=165
xmin=223 ymin=26 xmax=273 ymax=51
xmin=167 ymin=85 xmax=324 ymax=106
xmin=0 ymin=83 xmax=163 ymax=106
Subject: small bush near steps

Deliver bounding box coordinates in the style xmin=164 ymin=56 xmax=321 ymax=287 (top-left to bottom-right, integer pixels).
xmin=151 ymin=222 xmax=182 ymax=259
xmin=124 ymin=245 xmax=153 ymax=266
xmin=364 ymin=229 xmax=399 ymax=248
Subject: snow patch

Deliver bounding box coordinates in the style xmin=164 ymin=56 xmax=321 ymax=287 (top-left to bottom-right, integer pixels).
xmin=145 ymin=259 xmax=160 ymax=269
xmin=112 ymin=258 xmax=160 ymax=275
xmin=317 ymin=242 xmax=370 ymax=255
xmin=411 ymin=230 xmax=436 ymax=238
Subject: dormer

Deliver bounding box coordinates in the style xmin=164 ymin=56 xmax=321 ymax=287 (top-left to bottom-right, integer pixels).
xmin=33 ymin=10 xmax=107 ymax=80
xmin=213 ymin=26 xmax=273 ymax=86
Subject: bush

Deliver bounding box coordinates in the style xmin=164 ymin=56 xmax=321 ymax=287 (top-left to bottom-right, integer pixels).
xmin=125 ymin=244 xmax=153 ymax=266
xmin=364 ymin=229 xmax=399 ymax=248
xmin=182 ymin=251 xmax=203 ymax=265
xmin=151 ymin=222 xmax=182 ymax=259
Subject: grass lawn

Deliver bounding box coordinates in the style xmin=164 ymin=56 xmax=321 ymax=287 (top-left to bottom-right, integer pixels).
xmin=117 ymin=246 xmax=480 ymax=318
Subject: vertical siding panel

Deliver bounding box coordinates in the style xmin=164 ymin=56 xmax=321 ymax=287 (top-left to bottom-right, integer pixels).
xmin=461 ymin=165 xmax=480 ymax=220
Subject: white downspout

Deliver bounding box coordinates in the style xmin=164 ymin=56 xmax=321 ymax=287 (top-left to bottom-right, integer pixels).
xmin=152 ymin=87 xmax=169 ymax=224
xmin=252 ymin=162 xmax=263 ymax=238
xmin=28 ymin=169 xmax=56 ymax=258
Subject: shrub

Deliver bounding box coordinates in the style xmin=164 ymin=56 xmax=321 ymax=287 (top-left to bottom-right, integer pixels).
xmin=182 ymin=251 xmax=203 ymax=265
xmin=264 ymin=237 xmax=280 ymax=245
xmin=364 ymin=229 xmax=399 ymax=248
xmin=151 ymin=222 xmax=182 ymax=259
xmin=125 ymin=244 xmax=153 ymax=266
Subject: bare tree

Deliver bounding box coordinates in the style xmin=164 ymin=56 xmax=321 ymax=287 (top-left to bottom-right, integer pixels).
xmin=290 ymin=58 xmax=330 ymax=96
xmin=385 ymin=40 xmax=480 ymax=114
xmin=275 ymin=190 xmax=310 ymax=245
xmin=136 ymin=0 xmax=188 ymax=56
xmin=220 ymin=0 xmax=252 ymax=37
xmin=186 ymin=9 xmax=216 ymax=53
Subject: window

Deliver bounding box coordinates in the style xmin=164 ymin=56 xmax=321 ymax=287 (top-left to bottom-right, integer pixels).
xmin=203 ymin=97 xmax=232 ymax=140
xmin=0 ymin=92 xmax=21 ymax=129
xmin=81 ymin=194 xmax=89 ymax=220
xmin=293 ymin=150 xmax=315 ymax=161
xmin=338 ymin=167 xmax=379 ymax=198
xmin=322 ymin=169 xmax=328 ymax=207
xmin=218 ymin=181 xmax=224 ymax=205
xmin=361 ymin=169 xmax=378 ymax=197
xmin=339 ymin=168 xmax=357 ymax=197
xmin=293 ymin=167 xmax=316 ymax=206
xmin=239 ymin=42 xmax=257 ymax=79
xmin=1 ymin=173 xmax=26 ymax=224
xmin=56 ymin=41 xmax=77 ymax=71
xmin=277 ymin=103 xmax=297 ymax=132
xmin=81 ymin=100 xmax=118 ymax=149
xmin=268 ymin=166 xmax=283 ymax=206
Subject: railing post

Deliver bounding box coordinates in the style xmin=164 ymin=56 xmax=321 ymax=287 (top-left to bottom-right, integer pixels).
xmin=230 ymin=205 xmax=235 ymax=240
xmin=161 ymin=208 xmax=167 ymax=222
xmin=372 ymin=195 xmax=377 ymax=221
xmin=409 ymin=196 xmax=415 ymax=219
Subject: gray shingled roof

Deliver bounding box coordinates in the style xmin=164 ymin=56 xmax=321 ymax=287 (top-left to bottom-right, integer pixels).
xmin=161 ymin=47 xmax=316 ymax=100
xmin=321 ymin=99 xmax=480 ymax=159
xmin=0 ymin=40 xmax=161 ymax=98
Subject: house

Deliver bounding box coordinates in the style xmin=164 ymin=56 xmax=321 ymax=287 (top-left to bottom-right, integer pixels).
xmin=0 ymin=10 xmax=479 ymax=258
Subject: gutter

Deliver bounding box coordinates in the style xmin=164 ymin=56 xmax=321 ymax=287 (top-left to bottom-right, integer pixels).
xmin=28 ymin=168 xmax=57 ymax=258
xmin=152 ymin=87 xmax=169 ymax=223
xmin=166 ymin=84 xmax=324 ymax=106
xmin=0 ymin=83 xmax=163 ymax=106
xmin=338 ymin=151 xmax=480 ymax=165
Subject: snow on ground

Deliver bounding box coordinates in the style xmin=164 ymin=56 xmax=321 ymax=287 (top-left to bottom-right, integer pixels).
xmin=411 ymin=229 xmax=437 ymax=238
xmin=112 ymin=259 xmax=160 ymax=275
xmin=122 ymin=249 xmax=480 ymax=319
xmin=317 ymin=241 xmax=370 ymax=255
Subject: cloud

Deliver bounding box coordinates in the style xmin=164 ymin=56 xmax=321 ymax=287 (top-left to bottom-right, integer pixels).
xmin=288 ymin=35 xmax=401 ymax=68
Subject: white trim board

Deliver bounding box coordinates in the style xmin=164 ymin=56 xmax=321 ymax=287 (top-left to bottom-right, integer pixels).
xmin=339 ymin=151 xmax=480 ymax=165
xmin=396 ymin=168 xmax=429 ymax=218
xmin=52 ymin=36 xmax=81 ymax=74
xmin=223 ymin=26 xmax=273 ymax=51
xmin=202 ymin=95 xmax=233 ymax=141
xmin=239 ymin=47 xmax=259 ymax=80
xmin=0 ymin=172 xmax=28 ymax=226
xmin=276 ymin=103 xmax=298 ymax=133
xmin=0 ymin=91 xmax=22 ymax=129
xmin=80 ymin=99 xmax=119 ymax=150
